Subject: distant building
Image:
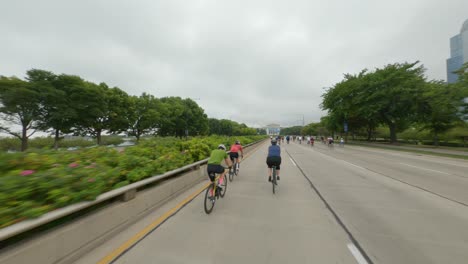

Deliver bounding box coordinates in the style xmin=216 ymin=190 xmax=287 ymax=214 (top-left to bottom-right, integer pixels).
xmin=264 ymin=124 xmax=281 ymax=135
xmin=447 ymin=19 xmax=468 ymax=83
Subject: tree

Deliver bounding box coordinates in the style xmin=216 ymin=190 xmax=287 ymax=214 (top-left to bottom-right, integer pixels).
xmin=124 ymin=93 xmax=161 ymax=141
xmin=29 ymin=71 xmax=82 ymax=149
xmin=0 ymin=75 xmax=42 ymax=151
xmin=418 ymin=81 xmax=465 ymax=145
xmin=301 ymin=122 xmax=328 ymax=136
xmin=280 ymin=126 xmax=303 ymax=135
xmin=158 ymin=97 xmax=208 ymax=138
xmin=73 ymin=82 xmax=128 ymax=145
xmin=182 ymin=98 xmax=209 ymax=137
xmin=322 ymin=62 xmax=427 ymax=143
xmin=454 ymin=63 xmax=468 ymax=122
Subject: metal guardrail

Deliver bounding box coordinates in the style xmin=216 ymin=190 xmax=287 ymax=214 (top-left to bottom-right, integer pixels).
xmin=0 ymin=139 xmax=266 ymax=241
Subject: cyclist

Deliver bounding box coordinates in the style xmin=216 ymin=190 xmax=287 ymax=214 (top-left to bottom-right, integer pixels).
xmin=229 ymin=140 xmax=244 ymax=169
xmin=286 ymin=135 xmax=290 ymax=144
xmin=207 ymin=144 xmax=232 ymax=185
xmin=266 ymin=138 xmax=281 ymax=182
xmin=327 ymin=136 xmax=334 ymax=146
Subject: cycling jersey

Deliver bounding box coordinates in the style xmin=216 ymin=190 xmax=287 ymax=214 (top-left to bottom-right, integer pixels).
xmin=208 ymin=149 xmax=228 ymax=165
xmin=267 ymin=145 xmax=281 ymax=157
xmin=230 ymin=144 xmax=243 ymax=153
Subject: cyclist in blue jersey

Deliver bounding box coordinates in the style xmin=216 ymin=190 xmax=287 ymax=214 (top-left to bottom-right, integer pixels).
xmin=266 ymin=138 xmax=281 ymax=182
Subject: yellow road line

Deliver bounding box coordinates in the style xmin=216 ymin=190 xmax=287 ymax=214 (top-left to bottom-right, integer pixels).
xmin=97 ymin=183 xmax=209 ymax=264
xmin=98 ymin=139 xmax=267 ymax=264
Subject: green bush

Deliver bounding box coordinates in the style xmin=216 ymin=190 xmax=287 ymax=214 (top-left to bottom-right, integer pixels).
xmin=0 ymin=135 xmax=266 ymax=228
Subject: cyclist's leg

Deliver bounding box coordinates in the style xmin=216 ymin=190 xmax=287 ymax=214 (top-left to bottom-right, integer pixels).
xmin=276 ymin=158 xmax=281 ymax=178
xmin=267 ymin=158 xmax=273 ymax=181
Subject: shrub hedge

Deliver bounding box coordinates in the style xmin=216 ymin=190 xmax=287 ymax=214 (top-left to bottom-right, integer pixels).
xmin=0 ymin=135 xmax=265 ymax=228
xmin=0 ymin=136 xmax=125 ymax=152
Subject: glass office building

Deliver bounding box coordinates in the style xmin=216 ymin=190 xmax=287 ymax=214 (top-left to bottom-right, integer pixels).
xmin=446 ymin=19 xmax=468 ymax=83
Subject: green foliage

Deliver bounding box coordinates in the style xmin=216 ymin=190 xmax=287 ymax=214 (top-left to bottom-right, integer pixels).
xmin=0 ymin=75 xmax=42 ymax=151
xmin=321 ymin=62 xmax=444 ymax=143
xmin=0 ymin=135 xmax=265 ymax=228
xmin=280 ymin=126 xmax=303 ymax=136
xmin=208 ymin=118 xmax=257 ymax=136
xmin=0 ymin=136 xmax=125 ymax=152
xmin=301 ymin=123 xmax=329 ymax=136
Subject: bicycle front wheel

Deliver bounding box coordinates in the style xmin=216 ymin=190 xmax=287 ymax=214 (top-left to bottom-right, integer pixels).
xmin=220 ymin=174 xmax=227 ymax=198
xmin=204 ymin=184 xmax=215 ymax=214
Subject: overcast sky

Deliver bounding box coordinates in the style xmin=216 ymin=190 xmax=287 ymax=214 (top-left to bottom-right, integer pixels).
xmin=1 ymin=0 xmax=468 ymax=128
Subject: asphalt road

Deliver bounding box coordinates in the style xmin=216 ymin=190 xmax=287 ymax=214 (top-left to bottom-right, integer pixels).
xmin=76 ymin=141 xmax=468 ymax=264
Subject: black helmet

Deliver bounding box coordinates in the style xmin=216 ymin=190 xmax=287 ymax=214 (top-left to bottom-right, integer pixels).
xmin=271 ymin=139 xmax=277 ymax=145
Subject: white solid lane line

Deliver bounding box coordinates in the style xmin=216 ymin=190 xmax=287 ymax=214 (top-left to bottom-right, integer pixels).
xmin=399 ymin=163 xmax=450 ymax=175
xmin=289 ymin=157 xmax=297 ymax=166
xmin=347 ymin=244 xmax=368 ymax=264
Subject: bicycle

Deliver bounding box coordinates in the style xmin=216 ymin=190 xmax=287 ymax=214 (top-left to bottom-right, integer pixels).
xmin=204 ymin=169 xmax=228 ymax=214
xmin=228 ymin=158 xmax=240 ymax=182
xmin=271 ymin=165 xmax=278 ymax=194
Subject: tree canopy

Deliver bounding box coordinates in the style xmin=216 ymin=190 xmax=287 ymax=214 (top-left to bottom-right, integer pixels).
xmin=321 ymin=61 xmax=467 ymax=144
xmin=0 ymin=69 xmax=258 ymax=150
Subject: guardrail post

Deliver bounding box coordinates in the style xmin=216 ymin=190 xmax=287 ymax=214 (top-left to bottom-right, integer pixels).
xmin=121 ymin=188 xmax=136 ymax=202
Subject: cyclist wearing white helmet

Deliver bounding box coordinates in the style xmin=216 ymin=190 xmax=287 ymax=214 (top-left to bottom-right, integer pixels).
xmin=207 ymin=144 xmax=232 ymax=182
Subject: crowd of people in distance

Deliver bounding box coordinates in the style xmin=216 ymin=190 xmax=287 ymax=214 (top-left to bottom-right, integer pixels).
xmin=270 ymin=135 xmax=345 ymax=147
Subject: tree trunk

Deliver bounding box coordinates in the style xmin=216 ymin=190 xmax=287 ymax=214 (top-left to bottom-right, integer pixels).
xmin=366 ymin=127 xmax=372 ymax=141
xmin=54 ymin=129 xmax=60 ymax=150
xmin=433 ymin=132 xmax=439 ymax=147
xmin=388 ymin=122 xmax=397 ymax=144
xmin=135 ymin=132 xmax=140 ymax=142
xmin=96 ymin=130 xmax=102 ymax=145
xmin=21 ymin=126 xmax=28 ymax=151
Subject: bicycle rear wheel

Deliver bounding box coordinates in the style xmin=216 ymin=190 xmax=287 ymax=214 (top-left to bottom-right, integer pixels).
xmin=235 ymin=162 xmax=239 ymax=176
xmin=204 ymin=184 xmax=216 ymax=214
xmin=220 ymin=174 xmax=227 ymax=198
xmin=272 ymin=167 xmax=276 ymax=194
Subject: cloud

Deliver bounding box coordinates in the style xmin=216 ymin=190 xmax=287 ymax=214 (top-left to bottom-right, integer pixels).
xmin=1 ymin=0 xmax=467 ymax=128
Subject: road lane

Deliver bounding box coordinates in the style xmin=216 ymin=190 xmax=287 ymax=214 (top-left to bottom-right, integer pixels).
xmin=108 ymin=142 xmax=357 ymax=264
xmin=306 ymin=142 xmax=468 ymax=205
xmin=286 ymin=142 xmax=468 ymax=263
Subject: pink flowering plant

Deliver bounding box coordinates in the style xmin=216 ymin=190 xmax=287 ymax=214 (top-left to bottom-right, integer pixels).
xmin=0 ymin=136 xmax=265 ymax=228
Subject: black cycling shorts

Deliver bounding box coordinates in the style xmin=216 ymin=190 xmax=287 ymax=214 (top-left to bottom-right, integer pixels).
xmin=229 ymin=152 xmax=239 ymax=161
xmin=207 ymin=164 xmax=225 ymax=181
xmin=266 ymin=156 xmax=281 ymax=170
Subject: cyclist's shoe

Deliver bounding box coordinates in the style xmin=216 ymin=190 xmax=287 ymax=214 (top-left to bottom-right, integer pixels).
xmin=268 ymin=176 xmax=272 ymax=182
xmin=277 ymin=176 xmax=280 ymax=180
xmin=215 ymin=187 xmax=222 ymax=198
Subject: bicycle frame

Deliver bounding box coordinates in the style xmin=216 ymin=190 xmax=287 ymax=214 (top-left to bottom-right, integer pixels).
xmin=272 ymin=166 xmax=277 ymax=194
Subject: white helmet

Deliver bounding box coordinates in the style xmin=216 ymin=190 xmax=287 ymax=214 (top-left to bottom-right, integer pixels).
xmin=218 ymin=144 xmax=226 ymax=150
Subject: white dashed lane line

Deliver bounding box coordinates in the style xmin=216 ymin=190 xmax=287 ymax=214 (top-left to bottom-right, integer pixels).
xmin=289 ymin=157 xmax=297 ymax=166
xmin=347 ymin=243 xmax=368 ymax=264
xmin=399 ymin=163 xmax=450 ymax=175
